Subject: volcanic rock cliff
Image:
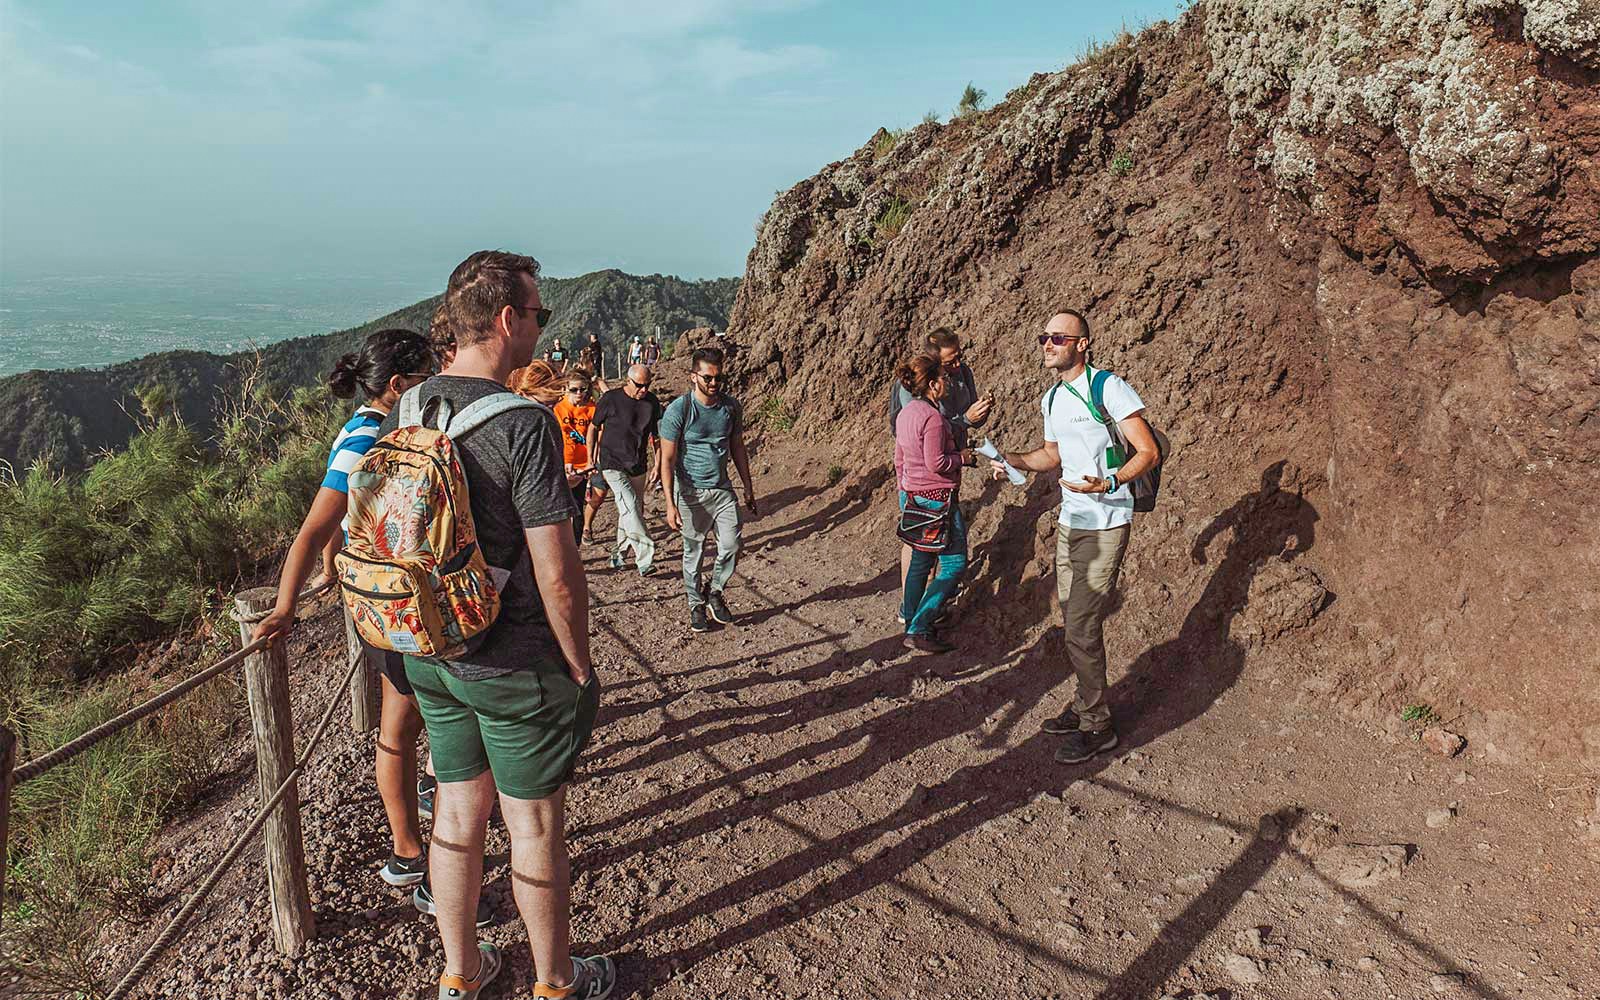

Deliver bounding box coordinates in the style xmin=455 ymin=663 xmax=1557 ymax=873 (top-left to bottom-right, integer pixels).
xmin=727 ymin=0 xmax=1599 ymax=765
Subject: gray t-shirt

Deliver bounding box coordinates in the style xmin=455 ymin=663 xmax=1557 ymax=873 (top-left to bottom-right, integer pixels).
xmin=377 ymin=375 xmax=576 ymax=680
xmin=659 ymin=392 xmax=742 ymax=490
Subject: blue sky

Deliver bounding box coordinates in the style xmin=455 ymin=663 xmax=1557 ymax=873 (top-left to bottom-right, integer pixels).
xmin=1 ymin=0 xmax=1180 ymax=282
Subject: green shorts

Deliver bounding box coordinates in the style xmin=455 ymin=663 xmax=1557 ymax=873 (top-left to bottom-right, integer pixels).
xmin=403 ymin=655 xmax=600 ymax=800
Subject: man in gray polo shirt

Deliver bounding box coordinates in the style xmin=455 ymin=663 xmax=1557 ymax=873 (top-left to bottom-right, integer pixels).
xmin=660 ymin=346 xmax=758 ymax=633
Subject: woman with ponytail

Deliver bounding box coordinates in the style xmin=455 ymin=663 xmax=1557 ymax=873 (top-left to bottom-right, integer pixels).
xmin=251 ymin=328 xmax=459 ymax=899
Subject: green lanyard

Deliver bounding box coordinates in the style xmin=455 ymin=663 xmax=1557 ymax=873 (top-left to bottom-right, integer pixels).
xmin=1059 ymin=368 xmax=1109 ymax=425
xmin=1059 ymin=367 xmax=1126 ymax=470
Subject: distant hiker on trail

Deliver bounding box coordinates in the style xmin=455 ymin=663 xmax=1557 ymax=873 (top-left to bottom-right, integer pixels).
xmin=661 ymin=346 xmax=758 ymax=634
xmin=894 ymin=353 xmax=978 ymax=653
xmin=991 ymin=309 xmax=1160 ymax=765
xmin=251 ymin=328 xmax=437 ymax=893
xmin=627 ymin=335 xmax=644 ymax=365
xmin=377 ymin=251 xmax=615 ymax=1000
xmin=643 ymin=336 xmax=660 ymax=365
xmin=548 ymin=337 xmax=568 ymax=371
xmin=888 ymin=328 xmax=991 ymax=625
xmin=580 ymin=333 xmax=604 ymax=377
xmin=587 ymin=363 xmax=661 ymax=571
xmin=551 ymin=372 xmax=598 ymax=545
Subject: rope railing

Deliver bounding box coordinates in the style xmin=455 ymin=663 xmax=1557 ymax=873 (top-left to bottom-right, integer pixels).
xmin=9 ymin=581 xmax=331 ymax=787
xmin=104 ymin=643 xmax=360 ymax=1000
xmin=0 ymin=578 xmax=354 ymax=995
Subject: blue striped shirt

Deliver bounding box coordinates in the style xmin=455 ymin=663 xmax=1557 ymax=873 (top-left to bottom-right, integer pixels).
xmin=322 ymin=407 xmax=385 ymax=494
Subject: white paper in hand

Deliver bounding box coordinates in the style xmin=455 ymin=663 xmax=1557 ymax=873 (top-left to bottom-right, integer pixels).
xmin=975 ymin=438 xmax=1027 ymax=485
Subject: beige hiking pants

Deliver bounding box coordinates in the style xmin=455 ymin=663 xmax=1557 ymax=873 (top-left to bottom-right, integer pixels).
xmin=1056 ymin=523 xmax=1131 ymax=732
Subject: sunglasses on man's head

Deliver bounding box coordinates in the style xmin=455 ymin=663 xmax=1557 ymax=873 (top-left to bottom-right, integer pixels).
xmin=1038 ymin=333 xmax=1087 ymax=346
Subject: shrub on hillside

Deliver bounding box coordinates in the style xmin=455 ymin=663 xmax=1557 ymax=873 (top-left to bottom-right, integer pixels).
xmin=0 ymin=375 xmax=344 ymax=994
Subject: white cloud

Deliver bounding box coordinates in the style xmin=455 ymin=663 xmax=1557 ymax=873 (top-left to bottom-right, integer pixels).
xmin=207 ymin=38 xmax=369 ymax=88
xmin=691 ymin=36 xmax=828 ymax=87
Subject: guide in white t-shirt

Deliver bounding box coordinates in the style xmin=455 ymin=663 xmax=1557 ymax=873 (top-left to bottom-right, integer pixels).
xmin=991 ymin=310 xmax=1163 ymax=767
xmin=1044 ymin=367 xmax=1145 ymax=531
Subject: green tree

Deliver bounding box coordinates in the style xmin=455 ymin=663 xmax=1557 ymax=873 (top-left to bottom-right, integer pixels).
xmin=957 ymin=82 xmax=987 ymax=117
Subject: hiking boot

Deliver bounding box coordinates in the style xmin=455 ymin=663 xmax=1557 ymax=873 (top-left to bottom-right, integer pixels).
xmin=1041 ymin=710 xmax=1081 ymax=735
xmin=903 ymin=633 xmax=954 ymax=654
xmin=534 ymin=955 xmax=618 ymax=999
xmin=689 ymin=605 xmax=713 ymax=633
xmin=418 ymin=774 xmax=437 ymax=821
xmin=1054 ymin=728 xmax=1119 ymax=764
xmin=438 ymin=941 xmax=503 ymax=1000
xmin=380 ymin=850 xmax=427 ymax=887
xmin=608 ymin=550 xmax=625 ymax=570
xmin=413 ymin=879 xmax=494 ymax=928
xmin=706 ymin=592 xmax=735 ymax=626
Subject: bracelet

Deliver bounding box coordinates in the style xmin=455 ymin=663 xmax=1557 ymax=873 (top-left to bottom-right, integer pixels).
xmin=1106 ymin=472 xmax=1119 ymax=493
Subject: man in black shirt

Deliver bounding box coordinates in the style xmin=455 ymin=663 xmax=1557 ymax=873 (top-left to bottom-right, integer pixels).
xmin=586 ymin=363 xmax=662 ymax=574
xmin=383 ymin=250 xmax=614 ymax=999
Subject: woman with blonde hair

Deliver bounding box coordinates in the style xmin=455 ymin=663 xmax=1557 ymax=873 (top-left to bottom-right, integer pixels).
xmin=893 ymin=353 xmax=977 ymax=653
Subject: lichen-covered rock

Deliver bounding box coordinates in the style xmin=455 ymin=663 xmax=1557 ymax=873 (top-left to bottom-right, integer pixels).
xmin=1205 ymin=0 xmax=1599 ymax=277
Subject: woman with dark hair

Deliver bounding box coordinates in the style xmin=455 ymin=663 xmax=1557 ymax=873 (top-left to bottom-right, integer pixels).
xmin=252 ymin=328 xmax=456 ymax=897
xmin=894 ymin=353 xmax=976 ymax=653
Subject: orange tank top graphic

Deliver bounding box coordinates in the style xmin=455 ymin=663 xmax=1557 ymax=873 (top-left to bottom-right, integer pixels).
xmin=553 ymin=400 xmax=595 ymax=467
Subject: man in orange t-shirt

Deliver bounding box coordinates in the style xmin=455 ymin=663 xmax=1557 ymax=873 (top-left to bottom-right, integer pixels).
xmin=552 ymin=376 xmax=598 ymax=544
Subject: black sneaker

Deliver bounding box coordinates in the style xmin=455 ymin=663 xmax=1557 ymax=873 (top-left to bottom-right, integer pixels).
xmin=418 ymin=774 xmax=437 ymax=821
xmin=903 ymin=633 xmax=955 ymax=654
xmin=413 ymin=878 xmax=493 ymax=928
xmin=689 ymin=605 xmax=713 ymax=633
xmin=1054 ymin=728 xmax=1119 ymax=764
xmin=706 ymin=592 xmax=735 ymax=625
xmin=1041 ymin=709 xmax=1081 ymax=735
xmin=380 ymin=850 xmax=427 ymax=887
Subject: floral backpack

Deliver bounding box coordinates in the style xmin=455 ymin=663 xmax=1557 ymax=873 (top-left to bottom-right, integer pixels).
xmin=337 ymin=386 xmax=546 ymax=659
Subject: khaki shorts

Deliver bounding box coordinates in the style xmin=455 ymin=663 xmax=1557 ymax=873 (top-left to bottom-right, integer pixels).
xmin=403 ymin=656 xmax=599 ymax=800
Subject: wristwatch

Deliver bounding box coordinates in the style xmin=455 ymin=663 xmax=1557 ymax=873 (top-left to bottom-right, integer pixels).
xmin=1105 ymin=472 xmax=1119 ymax=494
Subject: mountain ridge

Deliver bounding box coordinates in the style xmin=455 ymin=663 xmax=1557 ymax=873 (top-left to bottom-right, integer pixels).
xmin=0 ymin=268 xmax=738 ymax=471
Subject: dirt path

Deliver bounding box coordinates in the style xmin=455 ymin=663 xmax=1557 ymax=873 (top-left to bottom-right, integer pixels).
xmin=115 ymin=451 xmax=1597 ymax=1000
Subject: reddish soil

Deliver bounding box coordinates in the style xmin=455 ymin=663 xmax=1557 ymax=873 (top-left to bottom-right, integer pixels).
xmin=92 ymin=446 xmax=1598 ymax=1000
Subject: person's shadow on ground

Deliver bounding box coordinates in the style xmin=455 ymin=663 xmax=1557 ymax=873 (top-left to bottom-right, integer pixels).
xmin=593 ymin=459 xmax=1324 ymax=996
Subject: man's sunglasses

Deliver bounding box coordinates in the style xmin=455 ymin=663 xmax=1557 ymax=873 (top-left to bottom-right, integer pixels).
xmin=566 ymin=385 xmax=589 ymax=394
xmin=630 ymin=379 xmax=651 ymax=390
xmin=511 ymin=303 xmax=553 ymax=327
xmin=1038 ymin=333 xmax=1088 ymax=346
xmin=695 ymin=373 xmax=723 ymax=384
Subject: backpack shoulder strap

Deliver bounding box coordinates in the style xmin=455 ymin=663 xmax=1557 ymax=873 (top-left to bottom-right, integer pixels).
xmin=1046 ymin=383 xmax=1061 ymax=414
xmin=444 ymin=392 xmax=548 ymax=437
xmin=398 ymin=384 xmax=425 ymax=427
xmin=1090 ymin=368 xmax=1113 ymax=419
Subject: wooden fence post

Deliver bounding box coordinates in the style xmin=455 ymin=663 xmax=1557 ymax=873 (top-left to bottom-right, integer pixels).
xmin=234 ymin=587 xmax=315 ymax=954
xmin=0 ymin=724 xmax=13 ymax=928
xmin=344 ymin=609 xmax=380 ymax=733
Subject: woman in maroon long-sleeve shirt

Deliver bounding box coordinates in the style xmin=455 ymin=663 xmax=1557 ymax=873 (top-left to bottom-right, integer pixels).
xmin=894 ymin=354 xmax=977 ymax=653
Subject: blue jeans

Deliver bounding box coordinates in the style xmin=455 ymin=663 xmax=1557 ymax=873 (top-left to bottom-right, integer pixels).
xmin=900 ymin=494 xmax=967 ymax=635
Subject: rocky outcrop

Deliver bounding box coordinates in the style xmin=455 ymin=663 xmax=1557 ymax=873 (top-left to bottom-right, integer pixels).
xmin=726 ymin=1 xmax=1598 ymax=763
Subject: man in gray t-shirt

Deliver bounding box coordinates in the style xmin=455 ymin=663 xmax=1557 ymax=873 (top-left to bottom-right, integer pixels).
xmin=660 ymin=346 xmax=758 ymax=633
xmin=379 ymin=251 xmax=616 ymax=1000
